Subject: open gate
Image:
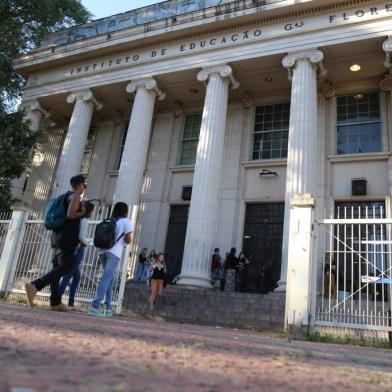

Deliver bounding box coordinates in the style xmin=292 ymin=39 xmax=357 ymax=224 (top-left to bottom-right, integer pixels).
xmin=315 ymin=203 xmax=392 ymax=332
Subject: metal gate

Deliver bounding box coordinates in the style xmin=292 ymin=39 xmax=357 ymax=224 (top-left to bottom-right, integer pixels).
xmin=7 ymin=207 xmax=129 ymax=313
xmin=315 ymin=204 xmax=392 ymax=332
xmin=0 ymin=211 xmax=12 ymax=259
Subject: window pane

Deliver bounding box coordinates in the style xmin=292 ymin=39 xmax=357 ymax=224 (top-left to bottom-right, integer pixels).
xmin=115 ymin=123 xmax=129 ymax=170
xmin=336 ymin=92 xmax=381 ymax=155
xmin=252 ymin=101 xmax=290 ymax=160
xmin=179 ymin=114 xmax=202 ymax=165
xmin=80 ymin=126 xmax=97 ymax=174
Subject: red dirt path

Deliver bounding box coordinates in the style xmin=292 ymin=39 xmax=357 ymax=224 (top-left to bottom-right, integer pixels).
xmin=0 ymin=303 xmax=391 ymax=392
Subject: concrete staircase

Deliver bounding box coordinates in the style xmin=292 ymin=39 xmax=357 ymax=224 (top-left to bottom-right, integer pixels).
xmin=123 ymin=282 xmax=285 ymax=331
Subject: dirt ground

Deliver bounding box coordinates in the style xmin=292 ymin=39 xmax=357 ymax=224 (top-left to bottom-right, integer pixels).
xmin=0 ymin=303 xmax=391 ymax=392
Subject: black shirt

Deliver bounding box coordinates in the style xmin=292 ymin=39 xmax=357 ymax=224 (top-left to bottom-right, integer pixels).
xmin=50 ymin=192 xmax=81 ymax=251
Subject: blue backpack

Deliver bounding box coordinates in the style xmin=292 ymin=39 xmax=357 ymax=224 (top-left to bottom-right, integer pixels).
xmin=44 ymin=193 xmax=69 ymax=230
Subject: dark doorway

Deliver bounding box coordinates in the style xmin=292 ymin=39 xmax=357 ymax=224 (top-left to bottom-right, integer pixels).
xmin=164 ymin=205 xmax=189 ymax=283
xmin=242 ymin=203 xmax=284 ymax=293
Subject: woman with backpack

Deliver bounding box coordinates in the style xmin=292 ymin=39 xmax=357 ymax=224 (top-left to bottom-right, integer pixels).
xmin=89 ymin=202 xmax=133 ymax=317
xmin=149 ymin=253 xmax=166 ymax=310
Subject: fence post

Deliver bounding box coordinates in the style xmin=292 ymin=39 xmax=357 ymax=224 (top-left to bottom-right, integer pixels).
xmin=285 ymin=193 xmax=315 ymax=335
xmin=0 ymin=205 xmax=29 ymax=294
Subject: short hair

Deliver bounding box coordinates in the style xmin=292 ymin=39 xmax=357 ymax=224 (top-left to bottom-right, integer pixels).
xmin=70 ymin=174 xmax=86 ymax=189
xmin=214 ymin=248 xmax=220 ymax=253
xmin=112 ymin=202 xmax=128 ymax=219
xmin=83 ymin=200 xmax=95 ymax=215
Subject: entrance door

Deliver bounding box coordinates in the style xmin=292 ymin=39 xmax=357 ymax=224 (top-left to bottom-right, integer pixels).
xmin=242 ymin=203 xmax=284 ymax=293
xmin=164 ymin=205 xmax=189 ymax=283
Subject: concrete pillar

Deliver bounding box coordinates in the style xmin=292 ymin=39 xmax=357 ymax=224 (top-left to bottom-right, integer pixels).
xmin=178 ymin=64 xmax=239 ymax=288
xmin=0 ymin=207 xmax=29 ymax=293
xmin=285 ymin=193 xmax=315 ymax=333
xmin=113 ymin=78 xmax=165 ymax=212
xmin=53 ymin=90 xmax=102 ymax=196
xmin=380 ymin=37 xmax=392 ymax=98
xmin=278 ymin=49 xmax=325 ymax=292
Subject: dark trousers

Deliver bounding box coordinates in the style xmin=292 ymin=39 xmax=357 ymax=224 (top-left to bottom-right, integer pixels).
xmin=32 ymin=248 xmax=75 ymax=306
xmin=235 ymin=271 xmax=244 ymax=292
xmin=59 ymin=245 xmax=84 ymax=306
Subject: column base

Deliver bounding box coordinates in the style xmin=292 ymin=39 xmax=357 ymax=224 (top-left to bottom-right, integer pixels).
xmin=176 ymin=273 xmax=213 ymax=289
xmin=275 ymin=280 xmax=287 ymax=292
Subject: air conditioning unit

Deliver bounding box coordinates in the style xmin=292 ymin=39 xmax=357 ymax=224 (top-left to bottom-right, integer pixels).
xmin=351 ymin=178 xmax=367 ymax=196
xmin=181 ymin=186 xmax=192 ymax=201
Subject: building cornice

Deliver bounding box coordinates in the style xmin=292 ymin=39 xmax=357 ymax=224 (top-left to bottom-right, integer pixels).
xmin=14 ymin=0 xmax=383 ymax=75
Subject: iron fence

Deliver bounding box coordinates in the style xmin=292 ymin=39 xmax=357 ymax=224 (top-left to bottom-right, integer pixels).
xmin=315 ymin=205 xmax=392 ymax=332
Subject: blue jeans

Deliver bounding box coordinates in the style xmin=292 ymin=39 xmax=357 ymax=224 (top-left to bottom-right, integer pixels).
xmin=235 ymin=270 xmax=244 ymax=292
xmin=59 ymin=245 xmax=84 ymax=306
xmin=135 ymin=262 xmax=147 ymax=282
xmin=91 ymin=252 xmax=119 ymax=311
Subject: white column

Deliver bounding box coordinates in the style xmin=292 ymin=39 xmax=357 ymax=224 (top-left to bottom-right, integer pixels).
xmin=0 ymin=207 xmax=29 ymax=293
xmin=113 ymin=78 xmax=165 ymax=210
xmin=380 ymin=37 xmax=392 ymax=96
xmin=285 ymin=193 xmax=315 ymax=333
xmin=53 ymin=90 xmax=102 ymax=196
xmin=278 ymin=49 xmax=325 ymax=292
xmin=178 ymin=64 xmax=239 ymax=288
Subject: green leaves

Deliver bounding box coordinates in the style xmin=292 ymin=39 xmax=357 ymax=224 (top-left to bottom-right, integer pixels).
xmin=0 ymin=0 xmax=91 ymax=209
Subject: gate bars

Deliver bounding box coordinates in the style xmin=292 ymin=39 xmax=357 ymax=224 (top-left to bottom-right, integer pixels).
xmin=315 ymin=205 xmax=392 ymax=332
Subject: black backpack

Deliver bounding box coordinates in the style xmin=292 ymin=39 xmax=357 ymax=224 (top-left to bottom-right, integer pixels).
xmin=94 ymin=218 xmax=124 ymax=249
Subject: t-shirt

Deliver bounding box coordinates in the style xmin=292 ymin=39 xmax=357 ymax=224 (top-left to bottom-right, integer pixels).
xmin=99 ymin=218 xmax=133 ymax=259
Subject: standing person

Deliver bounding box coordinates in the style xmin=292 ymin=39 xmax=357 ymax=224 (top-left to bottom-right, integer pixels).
xmin=89 ymin=202 xmax=133 ymax=317
xmin=24 ymin=175 xmax=87 ymax=311
xmin=225 ymin=248 xmax=237 ymax=292
xmin=135 ymin=247 xmax=148 ymax=283
xmin=235 ymin=252 xmax=250 ymax=292
xmin=149 ymin=253 xmax=166 ymax=310
xmin=145 ymin=249 xmax=156 ymax=286
xmin=211 ymin=248 xmax=221 ymax=289
xmin=59 ymin=200 xmax=95 ymax=308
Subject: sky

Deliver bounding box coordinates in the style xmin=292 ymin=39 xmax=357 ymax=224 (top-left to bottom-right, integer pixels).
xmin=81 ymin=0 xmax=160 ymax=20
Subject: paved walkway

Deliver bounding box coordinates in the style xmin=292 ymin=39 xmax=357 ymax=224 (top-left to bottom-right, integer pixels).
xmin=0 ymin=303 xmax=391 ymax=392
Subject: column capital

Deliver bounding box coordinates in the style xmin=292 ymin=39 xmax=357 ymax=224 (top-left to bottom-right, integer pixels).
xmin=382 ymin=37 xmax=392 ymax=70
xmin=197 ymin=64 xmax=240 ymax=90
xmin=380 ymin=73 xmax=392 ymax=91
xmin=126 ymin=78 xmax=166 ymax=101
xmin=319 ymin=81 xmax=335 ymax=98
xmin=282 ymin=49 xmax=326 ymax=80
xmin=66 ymin=89 xmax=103 ymax=110
xmin=19 ymin=100 xmax=50 ymax=118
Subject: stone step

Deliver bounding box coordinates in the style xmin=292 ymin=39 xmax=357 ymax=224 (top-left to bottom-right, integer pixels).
xmin=123 ymin=282 xmax=285 ymax=331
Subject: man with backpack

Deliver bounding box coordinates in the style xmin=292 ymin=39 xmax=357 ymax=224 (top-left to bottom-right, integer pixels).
xmin=25 ymin=175 xmax=87 ymax=311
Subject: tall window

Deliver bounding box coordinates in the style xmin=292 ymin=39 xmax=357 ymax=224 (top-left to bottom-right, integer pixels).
xmin=252 ymin=102 xmax=290 ymax=160
xmin=80 ymin=126 xmax=97 ymax=174
xmin=115 ymin=122 xmax=128 ymax=170
xmin=336 ymin=92 xmax=382 ymax=155
xmin=179 ymin=113 xmax=202 ymax=165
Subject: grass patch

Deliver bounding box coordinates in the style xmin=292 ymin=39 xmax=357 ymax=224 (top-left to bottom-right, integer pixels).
xmin=306 ymin=332 xmax=391 ymax=349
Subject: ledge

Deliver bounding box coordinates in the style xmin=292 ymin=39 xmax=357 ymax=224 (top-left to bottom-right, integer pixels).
xmin=241 ymin=159 xmax=287 ymax=168
xmin=328 ymin=152 xmax=392 ymax=163
xmin=107 ymin=170 xmax=119 ymax=177
xmin=169 ymin=165 xmax=195 ymax=173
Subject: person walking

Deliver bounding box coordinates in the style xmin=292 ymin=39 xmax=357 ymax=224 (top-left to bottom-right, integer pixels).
xmin=149 ymin=253 xmax=166 ymax=310
xmin=135 ymin=247 xmax=148 ymax=283
xmin=235 ymin=252 xmax=250 ymax=292
xmin=25 ymin=175 xmax=87 ymax=311
xmin=225 ymin=248 xmax=237 ymax=292
xmin=59 ymin=200 xmax=95 ymax=308
xmin=145 ymin=249 xmax=156 ymax=286
xmin=89 ymin=202 xmax=133 ymax=317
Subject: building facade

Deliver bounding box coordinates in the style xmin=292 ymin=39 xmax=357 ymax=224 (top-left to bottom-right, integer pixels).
xmin=9 ymin=0 xmax=392 ymax=331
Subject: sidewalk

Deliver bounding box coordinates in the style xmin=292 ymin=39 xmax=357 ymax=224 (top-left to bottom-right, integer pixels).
xmin=0 ymin=303 xmax=391 ymax=392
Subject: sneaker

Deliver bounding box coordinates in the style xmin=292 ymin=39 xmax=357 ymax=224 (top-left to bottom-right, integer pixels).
xmin=104 ymin=309 xmax=113 ymax=318
xmin=25 ymin=282 xmax=37 ymax=308
xmin=51 ymin=303 xmax=69 ymax=312
xmin=88 ymin=308 xmax=105 ymax=318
